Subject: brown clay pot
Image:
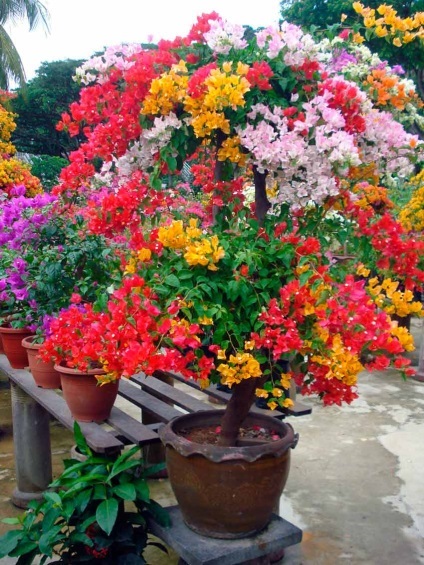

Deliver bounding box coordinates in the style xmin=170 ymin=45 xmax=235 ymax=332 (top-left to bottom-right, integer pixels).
xmin=54 ymin=363 xmax=119 ymax=422
xmin=21 ymin=336 xmax=61 ymax=389
xmin=0 ymin=325 xmax=33 ymax=369
xmin=159 ymin=409 xmax=298 ymax=539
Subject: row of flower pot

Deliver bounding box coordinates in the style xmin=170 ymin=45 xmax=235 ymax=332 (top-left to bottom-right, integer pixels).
xmin=0 ymin=325 xmax=118 ymax=423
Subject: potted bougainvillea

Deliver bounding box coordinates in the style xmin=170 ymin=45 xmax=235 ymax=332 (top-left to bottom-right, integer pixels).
xmin=40 ymin=8 xmax=424 ymax=538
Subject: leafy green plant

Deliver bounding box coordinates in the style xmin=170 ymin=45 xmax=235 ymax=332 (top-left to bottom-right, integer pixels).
xmin=30 ymin=155 xmax=69 ymax=192
xmin=0 ymin=422 xmax=170 ymax=564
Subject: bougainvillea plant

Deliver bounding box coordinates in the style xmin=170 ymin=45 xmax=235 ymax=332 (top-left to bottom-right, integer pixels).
xmin=42 ymin=10 xmax=424 ymax=446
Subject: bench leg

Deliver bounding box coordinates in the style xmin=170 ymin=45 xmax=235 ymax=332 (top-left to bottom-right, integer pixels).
xmin=10 ymin=382 xmax=53 ymax=508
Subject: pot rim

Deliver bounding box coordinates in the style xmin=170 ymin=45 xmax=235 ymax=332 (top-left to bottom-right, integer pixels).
xmin=21 ymin=335 xmax=42 ymax=349
xmin=159 ymin=409 xmax=299 ymax=463
xmin=54 ymin=361 xmax=106 ymax=377
xmin=0 ymin=325 xmax=32 ymax=334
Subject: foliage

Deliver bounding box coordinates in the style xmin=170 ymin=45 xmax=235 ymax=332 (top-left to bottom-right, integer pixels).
xmin=35 ymin=13 xmax=424 ymax=447
xmin=279 ymin=0 xmax=424 ymax=73
xmin=0 ymin=0 xmax=50 ymax=89
xmin=30 ymin=154 xmax=69 ymax=191
xmin=11 ymin=60 xmax=84 ymax=158
xmin=0 ymin=190 xmax=121 ymax=331
xmin=0 ymin=422 xmax=169 ymax=564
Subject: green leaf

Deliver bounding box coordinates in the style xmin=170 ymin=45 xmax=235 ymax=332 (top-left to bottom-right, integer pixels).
xmin=73 ymin=422 xmax=92 ymax=457
xmin=107 ymin=457 xmax=140 ymax=482
xmin=145 ymin=500 xmax=171 ymax=527
xmin=75 ymin=487 xmax=93 ymax=512
xmin=96 ymin=498 xmax=119 ymax=536
xmin=43 ymin=491 xmax=62 ymax=506
xmin=10 ymin=541 xmax=38 ymax=557
xmin=41 ymin=507 xmax=61 ymax=532
xmin=93 ymin=484 xmax=107 ymax=500
xmin=164 ymin=274 xmax=180 ymax=288
xmin=1 ymin=517 xmax=21 ymax=525
xmin=0 ymin=530 xmax=22 ymax=557
xmin=143 ymin=463 xmax=166 ymax=478
xmin=133 ymin=478 xmax=150 ymax=502
xmin=113 ymin=483 xmax=137 ymax=501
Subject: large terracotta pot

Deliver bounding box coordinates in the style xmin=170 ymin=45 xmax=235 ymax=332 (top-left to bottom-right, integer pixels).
xmin=54 ymin=363 xmax=119 ymax=422
xmin=159 ymin=409 xmax=298 ymax=539
xmin=21 ymin=336 xmax=61 ymax=389
xmin=0 ymin=326 xmax=33 ymax=369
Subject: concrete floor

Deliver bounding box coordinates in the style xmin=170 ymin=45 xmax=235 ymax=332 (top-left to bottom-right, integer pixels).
xmin=1 ymin=317 xmax=424 ymax=564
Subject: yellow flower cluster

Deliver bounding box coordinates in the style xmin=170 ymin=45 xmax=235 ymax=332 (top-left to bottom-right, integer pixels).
xmin=0 ymin=158 xmax=42 ymax=196
xmin=124 ymin=248 xmax=152 ymax=274
xmin=0 ymin=105 xmax=17 ymax=156
xmin=367 ymin=277 xmax=423 ymax=317
xmin=390 ymin=324 xmax=415 ymax=351
xmin=141 ymin=61 xmax=189 ymax=116
xmin=399 ymin=171 xmax=424 ymax=232
xmin=217 ymin=350 xmax=262 ymax=387
xmin=185 ymin=66 xmax=250 ymax=138
xmin=353 ymin=2 xmax=424 ymax=45
xmin=158 ymin=219 xmax=225 ymax=271
xmin=255 ymin=386 xmax=294 ymax=411
xmin=142 ymin=60 xmax=250 ymax=140
xmin=217 ymin=135 xmax=246 ymax=165
xmin=311 ymin=334 xmax=362 ymax=387
xmin=184 ymin=235 xmax=225 ymax=271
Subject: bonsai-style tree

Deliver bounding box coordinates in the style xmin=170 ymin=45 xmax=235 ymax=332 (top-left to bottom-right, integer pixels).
xmin=43 ymin=11 xmax=424 ymax=446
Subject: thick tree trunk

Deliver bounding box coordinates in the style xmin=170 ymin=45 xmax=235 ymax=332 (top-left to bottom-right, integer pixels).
xmin=218 ymin=376 xmax=267 ymax=447
xmin=253 ymin=166 xmax=271 ymax=224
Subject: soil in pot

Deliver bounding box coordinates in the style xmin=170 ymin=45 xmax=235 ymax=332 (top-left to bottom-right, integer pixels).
xmin=160 ymin=410 xmax=298 ymax=539
xmin=22 ymin=336 xmax=61 ymax=389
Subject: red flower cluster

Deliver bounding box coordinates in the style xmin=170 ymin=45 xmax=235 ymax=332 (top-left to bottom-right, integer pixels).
xmin=319 ymin=78 xmax=366 ymax=134
xmin=246 ymin=61 xmax=274 ymax=91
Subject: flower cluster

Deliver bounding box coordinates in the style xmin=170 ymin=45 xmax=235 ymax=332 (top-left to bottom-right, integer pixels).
xmin=352 ymin=2 xmax=424 ymax=46
xmin=399 ymin=170 xmax=424 ymax=232
xmin=0 ymin=101 xmax=42 ymax=197
xmin=0 ymin=192 xmax=121 ymax=331
xmin=38 ymin=11 xmax=424 ymax=440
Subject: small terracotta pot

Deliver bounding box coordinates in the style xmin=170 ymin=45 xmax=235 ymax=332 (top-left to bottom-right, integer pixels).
xmin=21 ymin=336 xmax=61 ymax=389
xmin=54 ymin=363 xmax=119 ymax=422
xmin=0 ymin=326 xmax=33 ymax=369
xmin=160 ymin=410 xmax=298 ymax=539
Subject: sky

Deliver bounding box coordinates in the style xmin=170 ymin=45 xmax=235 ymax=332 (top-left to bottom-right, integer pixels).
xmin=6 ymin=0 xmax=282 ymax=82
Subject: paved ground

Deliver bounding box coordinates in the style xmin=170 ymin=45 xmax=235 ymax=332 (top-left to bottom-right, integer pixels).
xmin=1 ymin=317 xmax=423 ymax=564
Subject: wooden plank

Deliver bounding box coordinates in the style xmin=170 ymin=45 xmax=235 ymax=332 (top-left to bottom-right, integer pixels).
xmin=118 ymin=379 xmax=183 ymax=422
xmin=160 ymin=371 xmax=286 ymax=420
xmin=130 ymin=373 xmax=211 ymax=413
xmin=0 ymin=357 xmax=123 ymax=454
xmin=285 ymin=401 xmax=312 ymax=417
xmin=106 ymin=405 xmax=161 ymax=446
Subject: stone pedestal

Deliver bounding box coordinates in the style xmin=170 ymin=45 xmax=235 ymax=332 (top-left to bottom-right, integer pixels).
xmin=10 ymin=382 xmax=52 ymax=508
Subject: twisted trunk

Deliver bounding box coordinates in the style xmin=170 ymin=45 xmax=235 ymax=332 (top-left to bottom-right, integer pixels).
xmin=213 ymin=142 xmax=270 ymax=446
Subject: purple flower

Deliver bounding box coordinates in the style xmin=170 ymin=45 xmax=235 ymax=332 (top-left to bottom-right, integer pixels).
xmin=392 ymin=64 xmax=405 ymax=76
xmin=331 ymin=49 xmax=357 ymax=72
xmin=10 ymin=185 xmax=26 ymax=197
xmin=12 ymin=288 xmax=29 ymax=301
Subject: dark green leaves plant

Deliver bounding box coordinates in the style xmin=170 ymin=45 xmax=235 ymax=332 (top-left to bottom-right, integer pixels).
xmin=0 ymin=422 xmax=169 ymax=564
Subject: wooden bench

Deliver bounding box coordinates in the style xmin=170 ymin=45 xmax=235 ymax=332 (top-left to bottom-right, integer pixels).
xmin=0 ymin=354 xmax=310 ymax=563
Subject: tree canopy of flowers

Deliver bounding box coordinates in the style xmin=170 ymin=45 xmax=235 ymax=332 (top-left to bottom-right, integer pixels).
xmin=40 ymin=10 xmax=424 ymax=446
